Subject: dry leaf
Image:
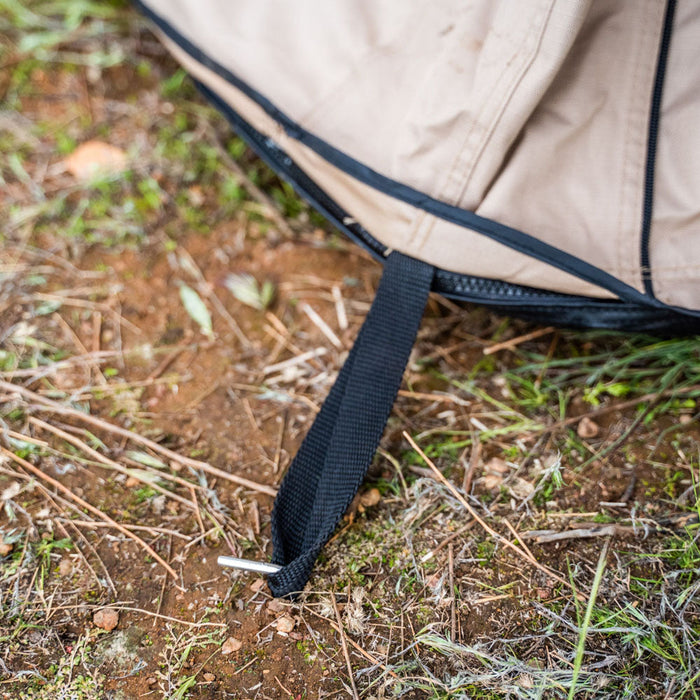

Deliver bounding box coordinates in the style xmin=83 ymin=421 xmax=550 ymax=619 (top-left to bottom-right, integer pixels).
xmin=508 ymin=476 xmax=535 ymax=499
xmin=224 ymin=273 xmax=275 ymax=311
xmin=63 ymin=141 xmax=127 ymax=181
xmin=221 ymin=637 xmax=242 ymax=654
xmin=179 ymin=283 xmax=213 ymax=336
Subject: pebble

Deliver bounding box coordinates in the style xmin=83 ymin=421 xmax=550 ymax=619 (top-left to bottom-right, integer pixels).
xmin=577 ymin=416 xmax=600 ymax=439
xmin=58 ymin=558 xmax=73 ymax=577
xmin=276 ymin=615 xmax=295 ymax=634
xmin=267 ymin=599 xmax=286 ymax=614
xmin=359 ymin=488 xmax=381 ymax=508
xmin=250 ymin=578 xmax=266 ymax=592
xmin=93 ymin=607 xmax=119 ymax=631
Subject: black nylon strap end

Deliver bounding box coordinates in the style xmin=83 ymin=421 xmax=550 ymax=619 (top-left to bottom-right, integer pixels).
xmin=268 ymin=251 xmax=434 ymax=598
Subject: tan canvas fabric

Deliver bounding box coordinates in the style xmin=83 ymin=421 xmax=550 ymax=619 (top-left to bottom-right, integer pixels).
xmin=160 ymin=33 xmax=612 ymax=299
xmin=143 ymin=0 xmax=700 ymax=310
xmin=651 ymin=1 xmax=700 ymax=309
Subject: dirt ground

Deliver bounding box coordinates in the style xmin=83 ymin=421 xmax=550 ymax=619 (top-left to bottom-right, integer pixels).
xmin=1 ymin=4 xmax=699 ymax=699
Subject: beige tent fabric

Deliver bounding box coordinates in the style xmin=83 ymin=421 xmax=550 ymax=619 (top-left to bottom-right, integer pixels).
xmin=143 ymin=0 xmax=700 ymax=310
xmin=160 ymin=34 xmax=612 ymax=299
xmin=651 ymin=1 xmax=700 ymax=309
xmin=476 ymin=0 xmax=664 ymax=293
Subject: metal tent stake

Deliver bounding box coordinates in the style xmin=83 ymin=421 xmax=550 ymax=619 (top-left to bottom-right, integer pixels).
xmin=217 ymin=556 xmax=282 ymax=576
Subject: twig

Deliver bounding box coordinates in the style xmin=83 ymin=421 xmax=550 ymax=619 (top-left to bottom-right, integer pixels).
xmin=462 ymin=436 xmax=481 ymax=494
xmin=155 ymin=535 xmax=173 ymax=626
xmin=263 ymin=347 xmax=327 ymax=376
xmin=332 ymin=285 xmax=348 ymax=331
xmin=0 ymin=345 xmax=195 ymax=379
xmin=0 ymin=381 xmax=277 ymax=497
xmin=146 ymin=344 xmax=188 ymax=381
xmin=273 ymin=410 xmax=287 ymax=475
xmin=274 ymin=676 xmax=294 ymax=697
xmin=52 ymin=312 xmax=108 ymax=386
xmin=483 ymin=327 xmax=555 ymax=355
xmin=549 ymin=383 xmax=700 ymax=431
xmin=522 ymin=526 xmax=620 ymax=543
xmin=331 ymin=592 xmax=360 ymax=700
xmin=448 ymin=543 xmax=456 ymax=642
xmin=396 ymin=389 xmax=470 ymax=406
xmin=60 ymin=519 xmax=191 ymax=540
xmin=301 ymin=303 xmax=343 ymax=349
xmin=402 ymin=431 xmax=575 ymax=594
xmin=101 ymin=604 xmax=226 ymax=628
xmin=302 ymin=603 xmax=399 ymax=678
xmin=1 ymin=447 xmax=178 ymax=579
xmin=55 ymin=513 xmax=118 ymax=597
xmin=27 ymin=292 xmax=140 ymax=333
xmin=28 ymin=417 xmax=201 ymax=511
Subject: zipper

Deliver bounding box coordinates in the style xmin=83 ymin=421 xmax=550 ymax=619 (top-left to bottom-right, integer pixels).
xmin=640 ymin=0 xmax=676 ymax=297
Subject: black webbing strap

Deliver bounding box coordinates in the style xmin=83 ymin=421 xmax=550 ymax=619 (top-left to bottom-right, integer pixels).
xmin=268 ymin=251 xmax=435 ymax=597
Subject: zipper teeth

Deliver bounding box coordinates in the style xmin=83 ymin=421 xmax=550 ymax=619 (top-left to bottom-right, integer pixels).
xmin=641 ymin=0 xmax=676 ymax=297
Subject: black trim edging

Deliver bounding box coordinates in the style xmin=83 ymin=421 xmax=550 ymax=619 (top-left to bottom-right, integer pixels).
xmin=640 ymin=0 xmax=677 ymax=298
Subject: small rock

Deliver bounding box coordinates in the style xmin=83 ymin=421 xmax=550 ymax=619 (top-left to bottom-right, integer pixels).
xmin=125 ymin=476 xmax=140 ymax=488
xmin=187 ymin=185 xmax=205 ymax=206
xmin=359 ymin=488 xmax=381 ymax=508
xmin=203 ymin=672 xmax=215 ymax=682
xmin=508 ymin=476 xmax=535 ymax=499
xmin=250 ymin=578 xmax=266 ymax=592
xmin=0 ymin=541 xmax=13 ymax=557
xmin=484 ymin=457 xmax=510 ymax=475
xmin=577 ymin=416 xmax=600 ymax=439
xmin=276 ymin=615 xmax=295 ymax=634
xmin=221 ymin=637 xmax=242 ymax=655
xmin=481 ymin=473 xmax=503 ymax=490
xmin=93 ymin=607 xmax=119 ymax=632
xmin=267 ymin=599 xmax=286 ymax=614
xmin=58 ymin=558 xmax=73 ymax=577
xmin=150 ymin=495 xmax=166 ymax=515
